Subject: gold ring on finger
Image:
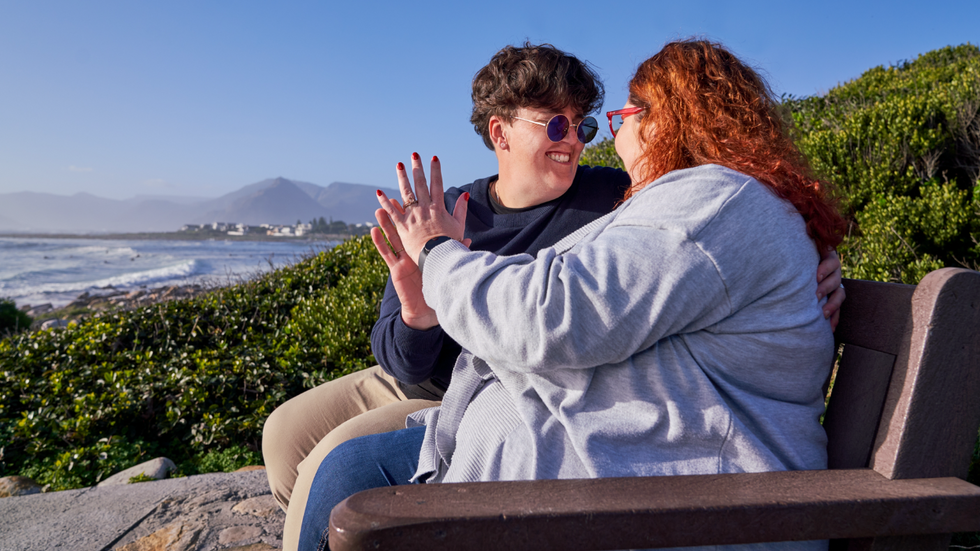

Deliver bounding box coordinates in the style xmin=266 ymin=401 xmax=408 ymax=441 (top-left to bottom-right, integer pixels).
xmin=403 ymin=198 xmax=418 ymax=208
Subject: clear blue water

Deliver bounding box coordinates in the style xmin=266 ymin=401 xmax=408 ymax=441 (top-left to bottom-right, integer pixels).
xmin=0 ymin=237 xmax=337 ymax=309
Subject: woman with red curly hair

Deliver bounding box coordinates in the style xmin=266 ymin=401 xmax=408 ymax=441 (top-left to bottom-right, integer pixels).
xmin=299 ymin=40 xmax=845 ymax=551
xmin=617 ymin=40 xmax=844 ymax=252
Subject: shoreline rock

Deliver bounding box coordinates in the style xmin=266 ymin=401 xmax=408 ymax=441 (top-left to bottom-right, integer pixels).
xmin=98 ymin=457 xmax=178 ymax=487
xmin=0 ymin=476 xmax=43 ymax=498
xmin=0 ymin=469 xmax=283 ymax=551
xmin=25 ymin=283 xmax=208 ymax=329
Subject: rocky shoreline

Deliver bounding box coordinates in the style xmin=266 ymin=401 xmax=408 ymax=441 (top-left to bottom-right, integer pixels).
xmin=20 ymin=283 xmax=210 ymax=329
xmin=0 ymin=466 xmax=284 ymax=551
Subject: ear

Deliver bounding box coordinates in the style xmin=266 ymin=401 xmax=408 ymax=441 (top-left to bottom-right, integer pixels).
xmin=489 ymin=116 xmax=509 ymax=151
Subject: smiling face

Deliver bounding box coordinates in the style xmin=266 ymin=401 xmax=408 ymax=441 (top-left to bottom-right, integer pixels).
xmin=491 ymin=105 xmax=587 ymax=208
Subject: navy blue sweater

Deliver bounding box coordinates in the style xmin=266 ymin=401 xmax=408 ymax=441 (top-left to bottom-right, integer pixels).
xmin=369 ymin=165 xmax=630 ymax=391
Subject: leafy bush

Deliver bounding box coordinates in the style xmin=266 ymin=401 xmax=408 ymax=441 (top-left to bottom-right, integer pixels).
xmin=579 ymin=137 xmax=624 ymax=171
xmin=188 ymin=444 xmax=263 ymax=474
xmin=785 ymin=44 xmax=980 ymax=283
xmin=278 ymin=236 xmax=391 ymax=385
xmin=0 ymin=298 xmax=31 ymax=336
xmin=0 ymin=236 xmax=388 ymax=490
xmin=15 ymin=435 xmax=160 ymax=491
xmin=128 ymin=473 xmax=158 ymax=484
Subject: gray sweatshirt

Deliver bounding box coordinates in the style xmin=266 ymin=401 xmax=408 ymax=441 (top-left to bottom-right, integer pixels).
xmin=411 ymin=164 xmax=833 ymax=550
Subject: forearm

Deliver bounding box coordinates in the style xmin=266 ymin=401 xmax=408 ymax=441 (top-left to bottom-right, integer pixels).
xmin=370 ymin=313 xmax=450 ymax=385
xmin=370 ymin=277 xmax=450 ymax=385
xmin=421 ymin=233 xmax=729 ymax=373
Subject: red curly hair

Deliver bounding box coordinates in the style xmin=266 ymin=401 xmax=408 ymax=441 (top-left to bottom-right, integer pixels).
xmin=626 ymin=39 xmax=845 ymax=252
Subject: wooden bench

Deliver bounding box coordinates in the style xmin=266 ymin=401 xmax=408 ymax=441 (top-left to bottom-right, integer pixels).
xmin=329 ymin=267 xmax=980 ymax=551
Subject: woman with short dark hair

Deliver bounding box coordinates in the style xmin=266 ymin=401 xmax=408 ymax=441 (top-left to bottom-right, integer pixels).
xmin=275 ymin=42 xmax=633 ymax=551
xmin=469 ymin=42 xmax=605 ymax=150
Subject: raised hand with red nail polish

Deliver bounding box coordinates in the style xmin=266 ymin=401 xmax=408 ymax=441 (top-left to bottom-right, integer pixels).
xmin=369 ymin=155 xmax=471 ymax=329
xmin=373 ymin=154 xmax=469 ymax=264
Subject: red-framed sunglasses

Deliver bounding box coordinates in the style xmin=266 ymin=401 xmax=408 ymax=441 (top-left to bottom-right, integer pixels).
xmin=606 ymin=106 xmax=645 ymax=137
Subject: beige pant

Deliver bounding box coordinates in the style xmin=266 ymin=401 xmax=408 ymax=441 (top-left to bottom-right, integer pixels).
xmin=262 ymin=365 xmax=440 ymax=551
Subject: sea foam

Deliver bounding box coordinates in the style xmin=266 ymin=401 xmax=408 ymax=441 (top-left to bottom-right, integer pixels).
xmin=1 ymin=237 xmax=328 ymax=309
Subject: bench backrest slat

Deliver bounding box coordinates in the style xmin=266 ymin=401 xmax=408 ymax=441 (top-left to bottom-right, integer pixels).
xmin=824 ymin=344 xmax=897 ymax=470
xmin=824 ymin=269 xmax=980 ymax=483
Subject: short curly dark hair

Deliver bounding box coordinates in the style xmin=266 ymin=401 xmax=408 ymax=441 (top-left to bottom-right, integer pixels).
xmin=471 ymin=43 xmax=604 ymax=150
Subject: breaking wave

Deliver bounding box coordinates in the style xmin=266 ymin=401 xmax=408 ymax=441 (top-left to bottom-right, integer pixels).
xmin=0 ymin=237 xmax=325 ymax=309
xmin=0 ymin=260 xmax=204 ymax=298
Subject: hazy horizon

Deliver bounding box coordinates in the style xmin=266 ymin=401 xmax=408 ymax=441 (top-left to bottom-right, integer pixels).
xmin=0 ymin=177 xmax=400 ymax=232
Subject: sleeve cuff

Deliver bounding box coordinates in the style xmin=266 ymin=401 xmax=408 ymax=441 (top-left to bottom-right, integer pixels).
xmin=420 ymin=239 xmax=469 ymax=290
xmin=392 ymin=312 xmax=446 ymax=351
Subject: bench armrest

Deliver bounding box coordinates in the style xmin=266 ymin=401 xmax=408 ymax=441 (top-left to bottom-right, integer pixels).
xmin=329 ymin=469 xmax=980 ymax=551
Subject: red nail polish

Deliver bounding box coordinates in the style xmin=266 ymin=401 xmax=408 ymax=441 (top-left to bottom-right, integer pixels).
xmin=463 ymin=192 xmax=470 ymax=201
xmin=412 ymin=152 xmax=420 ymax=161
xmin=397 ymin=162 xmax=404 ymax=170
xmin=432 ymin=155 xmax=439 ymax=163
xmin=377 ymin=190 xmax=382 ymax=196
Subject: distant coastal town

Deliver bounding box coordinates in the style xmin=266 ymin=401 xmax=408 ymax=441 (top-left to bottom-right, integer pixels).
xmin=179 ymin=217 xmax=375 ymax=238
xmin=0 ymin=178 xmax=398 ymax=237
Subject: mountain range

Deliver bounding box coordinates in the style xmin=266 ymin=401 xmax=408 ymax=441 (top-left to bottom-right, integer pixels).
xmin=0 ymin=178 xmax=400 ymax=233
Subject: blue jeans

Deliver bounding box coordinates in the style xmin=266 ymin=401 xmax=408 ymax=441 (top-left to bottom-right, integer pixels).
xmin=298 ymin=426 xmax=426 ymax=551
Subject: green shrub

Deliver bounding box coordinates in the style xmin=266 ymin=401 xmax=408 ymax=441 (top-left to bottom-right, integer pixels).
xmin=128 ymin=473 xmax=157 ymax=484
xmin=0 ymin=298 xmax=31 ymax=336
xmin=785 ymin=44 xmax=980 ymax=283
xmin=0 ymin=236 xmax=388 ymax=490
xmin=15 ymin=435 xmax=159 ymax=491
xmin=279 ymin=237 xmax=391 ymax=386
xmin=579 ymin=137 xmax=624 ymax=171
xmin=184 ymin=443 xmax=263 ymax=474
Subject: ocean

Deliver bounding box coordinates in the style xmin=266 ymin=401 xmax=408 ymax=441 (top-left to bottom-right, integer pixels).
xmin=0 ymin=236 xmax=338 ymax=310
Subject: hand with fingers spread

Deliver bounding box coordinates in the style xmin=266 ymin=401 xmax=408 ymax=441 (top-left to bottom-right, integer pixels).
xmin=370 ymin=153 xmax=470 ymax=330
xmin=373 ymin=153 xmax=470 ymax=264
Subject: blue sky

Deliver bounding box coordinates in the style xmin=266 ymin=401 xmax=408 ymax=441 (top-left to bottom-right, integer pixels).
xmin=1 ymin=1 xmax=977 ymax=200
